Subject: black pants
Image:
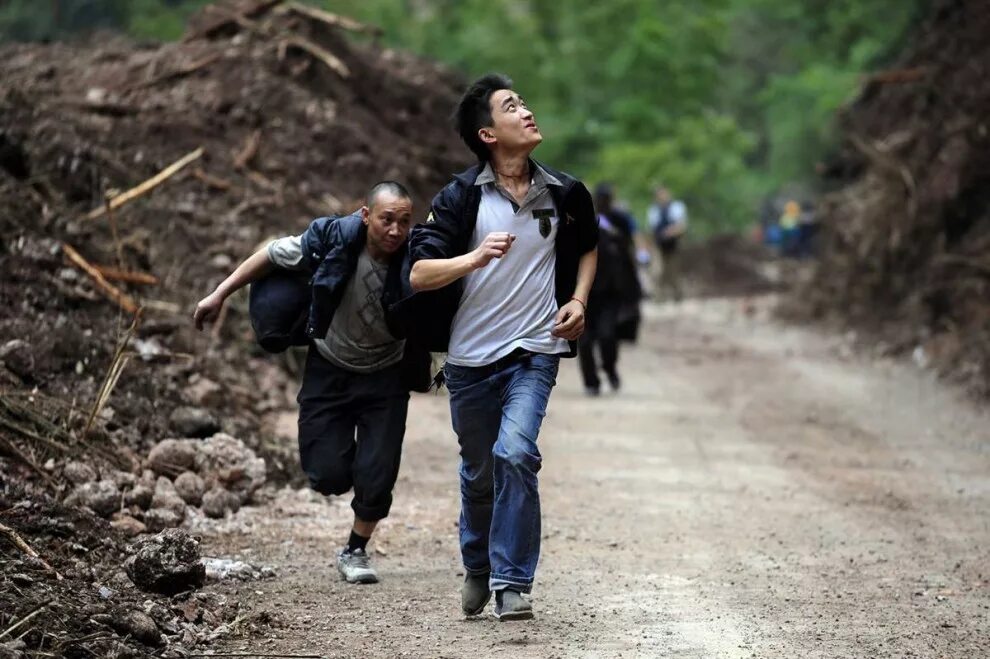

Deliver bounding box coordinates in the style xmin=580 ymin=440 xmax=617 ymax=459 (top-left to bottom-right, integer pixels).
xmin=578 ymin=301 xmax=619 ymax=390
xmin=296 ymin=349 xmax=409 ymax=521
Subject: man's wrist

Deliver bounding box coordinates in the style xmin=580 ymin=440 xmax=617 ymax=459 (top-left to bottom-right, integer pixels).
xmin=570 ymin=296 xmax=587 ymax=310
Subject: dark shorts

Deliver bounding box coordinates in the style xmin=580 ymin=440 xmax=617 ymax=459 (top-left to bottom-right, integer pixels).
xmin=296 ymin=349 xmax=409 ymax=521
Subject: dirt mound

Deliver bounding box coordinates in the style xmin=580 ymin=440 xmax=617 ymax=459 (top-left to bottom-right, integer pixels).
xmin=678 ymin=234 xmax=782 ymax=299
xmin=787 ymin=0 xmax=990 ymax=395
xmin=0 ymin=1 xmax=469 ymax=654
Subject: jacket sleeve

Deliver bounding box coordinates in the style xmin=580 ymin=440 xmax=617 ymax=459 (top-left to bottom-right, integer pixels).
xmin=571 ymin=182 xmax=599 ymax=255
xmin=298 ymin=215 xmax=340 ymax=273
xmin=409 ymin=183 xmax=464 ymax=263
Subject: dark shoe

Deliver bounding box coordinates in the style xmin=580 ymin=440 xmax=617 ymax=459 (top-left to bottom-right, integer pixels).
xmin=584 ymin=386 xmax=600 ymax=397
xmin=607 ymin=373 xmax=621 ymax=392
xmin=494 ymin=589 xmax=533 ymax=621
xmin=461 ymin=573 xmax=491 ymax=616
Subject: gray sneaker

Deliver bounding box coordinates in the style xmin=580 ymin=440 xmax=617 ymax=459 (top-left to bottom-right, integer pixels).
xmin=336 ymin=548 xmax=378 ymax=584
xmin=494 ymin=589 xmax=533 ymax=621
xmin=461 ymin=573 xmax=491 ymax=616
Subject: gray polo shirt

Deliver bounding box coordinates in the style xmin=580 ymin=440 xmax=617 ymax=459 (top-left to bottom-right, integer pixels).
xmin=446 ymin=162 xmax=569 ymax=367
xmin=267 ymin=236 xmax=404 ymax=372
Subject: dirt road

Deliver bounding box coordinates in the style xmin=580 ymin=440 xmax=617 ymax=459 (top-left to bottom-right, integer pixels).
xmin=208 ymin=298 xmax=989 ymax=658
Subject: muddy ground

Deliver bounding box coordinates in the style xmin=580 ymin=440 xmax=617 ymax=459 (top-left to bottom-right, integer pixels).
xmin=197 ymin=297 xmax=989 ymax=658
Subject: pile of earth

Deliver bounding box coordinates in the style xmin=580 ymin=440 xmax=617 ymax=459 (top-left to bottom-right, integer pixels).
xmin=0 ymin=0 xmax=470 ymax=655
xmin=784 ymin=0 xmax=990 ymax=396
xmin=676 ymin=233 xmax=783 ymax=299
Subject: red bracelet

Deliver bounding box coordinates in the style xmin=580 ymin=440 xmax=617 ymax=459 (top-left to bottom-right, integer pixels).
xmin=570 ymin=297 xmax=586 ymax=310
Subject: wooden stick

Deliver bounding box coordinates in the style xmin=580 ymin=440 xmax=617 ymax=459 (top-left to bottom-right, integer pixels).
xmin=92 ymin=266 xmax=159 ymax=286
xmin=183 ymin=0 xmax=285 ymax=41
xmin=0 ymin=603 xmax=48 ymax=640
xmin=0 ymin=524 xmax=61 ymax=581
xmin=85 ymin=147 xmax=204 ymax=221
xmin=104 ymin=193 xmax=125 ymax=271
xmin=62 ymin=243 xmax=140 ymax=314
xmin=128 ymin=53 xmax=222 ymax=91
xmin=233 ymin=130 xmax=262 ymax=170
xmin=283 ymin=35 xmax=350 ymax=78
xmin=283 ymin=1 xmax=382 ymax=37
xmin=0 ymin=436 xmax=59 ymax=492
xmin=192 ymin=167 xmax=234 ymax=191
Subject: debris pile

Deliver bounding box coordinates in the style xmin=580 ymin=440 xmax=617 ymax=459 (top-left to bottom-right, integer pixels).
xmin=787 ymin=0 xmax=990 ymax=395
xmin=0 ymin=491 xmax=256 ymax=657
xmin=0 ymin=0 xmax=469 ymax=655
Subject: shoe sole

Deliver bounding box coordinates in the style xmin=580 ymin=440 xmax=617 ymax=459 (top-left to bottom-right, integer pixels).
xmin=495 ymin=609 xmax=534 ymax=621
xmin=338 ymin=571 xmax=378 ymax=585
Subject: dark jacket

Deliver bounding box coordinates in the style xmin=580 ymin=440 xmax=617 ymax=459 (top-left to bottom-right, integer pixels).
xmin=397 ymin=161 xmax=599 ymax=356
xmin=249 ymin=212 xmax=432 ymax=392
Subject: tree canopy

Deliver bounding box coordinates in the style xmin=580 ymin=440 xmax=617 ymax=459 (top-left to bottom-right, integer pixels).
xmin=0 ymin=0 xmax=927 ymax=233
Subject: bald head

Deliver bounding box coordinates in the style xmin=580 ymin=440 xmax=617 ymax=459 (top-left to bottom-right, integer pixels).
xmin=367 ymin=181 xmax=411 ymax=210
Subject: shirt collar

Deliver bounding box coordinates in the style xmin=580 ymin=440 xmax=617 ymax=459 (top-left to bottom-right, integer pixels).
xmin=474 ymin=160 xmax=563 ymax=188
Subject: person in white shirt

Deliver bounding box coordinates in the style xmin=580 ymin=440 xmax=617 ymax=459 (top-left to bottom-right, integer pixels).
xmin=647 ymin=185 xmax=688 ymax=301
xmin=404 ymin=73 xmax=598 ymax=621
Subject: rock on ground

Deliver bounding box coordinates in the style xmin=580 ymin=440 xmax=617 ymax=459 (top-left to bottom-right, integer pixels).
xmin=195 ymin=433 xmax=266 ymax=504
xmin=200 ymin=487 xmax=241 ymax=519
xmin=64 ymin=480 xmax=120 ymax=518
xmin=124 ymin=529 xmax=205 ymax=595
xmin=168 ymin=406 xmax=221 ymax=438
xmin=146 ymin=439 xmax=199 ymax=476
xmin=173 ymin=471 xmax=205 ymax=506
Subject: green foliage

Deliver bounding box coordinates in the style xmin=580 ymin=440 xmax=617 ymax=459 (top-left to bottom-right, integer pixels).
xmin=0 ymin=0 xmax=928 ymax=235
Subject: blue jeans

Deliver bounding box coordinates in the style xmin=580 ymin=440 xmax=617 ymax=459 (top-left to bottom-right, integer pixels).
xmin=444 ymin=353 xmax=559 ymax=593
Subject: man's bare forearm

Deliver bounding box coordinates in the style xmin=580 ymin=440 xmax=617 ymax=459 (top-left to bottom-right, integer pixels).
xmin=572 ymin=248 xmax=597 ymax=303
xmin=409 ymin=254 xmax=479 ymax=291
xmin=213 ymin=248 xmax=274 ymax=300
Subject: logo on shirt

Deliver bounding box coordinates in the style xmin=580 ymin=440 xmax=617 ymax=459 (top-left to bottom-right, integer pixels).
xmin=425 ymin=212 xmax=435 ymax=224
xmin=532 ymin=209 xmax=554 ymax=238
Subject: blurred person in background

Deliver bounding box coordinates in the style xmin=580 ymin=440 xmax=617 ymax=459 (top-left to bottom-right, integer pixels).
xmin=648 ymin=185 xmax=688 ymax=302
xmin=579 ymin=183 xmax=641 ymax=395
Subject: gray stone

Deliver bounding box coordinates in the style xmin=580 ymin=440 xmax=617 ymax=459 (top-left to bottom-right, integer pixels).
xmin=151 ymin=477 xmax=186 ymax=514
xmin=65 ymin=480 xmax=120 ymax=518
xmin=146 ymin=439 xmax=198 ymax=476
xmin=195 ymin=433 xmax=266 ymax=504
xmin=108 ymin=470 xmax=137 ymax=489
xmin=113 ymin=610 xmax=162 ymax=646
xmin=168 ymin=406 xmax=220 ymax=438
xmin=63 ymin=460 xmax=96 ymax=485
xmin=110 ymin=513 xmax=146 ymax=537
xmin=200 ymin=487 xmax=241 ymax=519
xmin=173 ymin=471 xmax=205 ymax=506
xmin=123 ymin=529 xmax=205 ymax=594
xmin=143 ymin=507 xmax=185 ymax=532
xmin=123 ymin=484 xmax=153 ymax=510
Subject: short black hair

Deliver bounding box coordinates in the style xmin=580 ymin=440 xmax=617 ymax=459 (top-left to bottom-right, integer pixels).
xmin=454 ymin=73 xmax=513 ymax=162
xmin=366 ymin=180 xmax=410 ymax=209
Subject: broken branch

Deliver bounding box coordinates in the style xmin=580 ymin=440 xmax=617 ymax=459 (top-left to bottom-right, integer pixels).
xmin=62 ymin=243 xmax=140 ymax=314
xmin=192 ymin=167 xmax=235 ymax=191
xmin=93 ymin=266 xmax=160 ymax=286
xmin=128 ymin=53 xmax=222 ymax=91
xmin=0 ymin=524 xmax=61 ymax=581
xmin=283 ymin=1 xmax=383 ymax=37
xmin=233 ymin=130 xmax=262 ymax=170
xmin=283 ymin=35 xmax=350 ymax=78
xmin=85 ymin=147 xmax=204 ymax=221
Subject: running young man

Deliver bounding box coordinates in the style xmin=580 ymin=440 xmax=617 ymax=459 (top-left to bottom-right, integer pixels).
xmin=193 ymin=182 xmax=421 ymax=585
xmin=406 ymin=74 xmax=598 ymax=620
